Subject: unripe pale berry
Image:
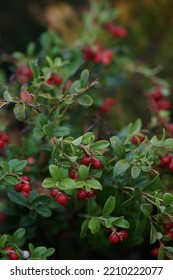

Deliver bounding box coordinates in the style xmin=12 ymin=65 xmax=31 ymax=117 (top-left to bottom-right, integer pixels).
xmin=22 ymin=250 xmax=30 ymax=259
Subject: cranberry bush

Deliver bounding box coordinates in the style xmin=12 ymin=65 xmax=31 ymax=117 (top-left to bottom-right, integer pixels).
xmin=0 ymin=1 xmax=173 ymax=260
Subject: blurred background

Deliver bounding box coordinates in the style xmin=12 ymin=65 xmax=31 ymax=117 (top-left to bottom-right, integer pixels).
xmin=1 ymin=0 xmax=173 ymax=76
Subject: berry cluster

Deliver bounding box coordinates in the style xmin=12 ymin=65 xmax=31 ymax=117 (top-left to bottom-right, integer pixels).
xmin=108 ymin=226 xmax=128 ymax=244
xmin=77 ymin=188 xmax=99 ymax=200
xmin=149 ymin=87 xmax=171 ymax=112
xmin=159 ymin=153 xmax=173 ymax=171
xmin=46 ymin=73 xmax=62 ymax=85
xmin=83 ymin=44 xmax=113 ymax=65
xmin=0 ymin=131 xmax=9 ymax=148
xmin=81 ymin=155 xmax=102 ymax=169
xmin=103 ymin=22 xmax=128 ymax=38
xmin=132 ymin=134 xmax=145 ymax=146
xmin=99 ymin=97 xmax=116 ymax=112
xmin=16 ymin=65 xmax=33 ymax=84
xmin=151 ymin=222 xmax=173 ymax=259
xmin=50 ymin=188 xmax=68 ymax=206
xmin=14 ymin=176 xmax=31 ymax=197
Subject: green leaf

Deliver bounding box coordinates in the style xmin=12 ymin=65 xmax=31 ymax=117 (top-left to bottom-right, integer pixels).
xmin=87 ymin=199 xmax=102 ymax=216
xmin=4 ymin=175 xmax=19 ymax=185
xmin=102 ymin=196 xmax=116 ymax=216
xmin=82 ymin=132 xmax=95 ymax=144
xmin=8 ymin=159 xmax=19 ymax=172
xmin=150 ymin=224 xmax=158 ymax=244
xmin=129 ymin=119 xmax=142 ymax=135
xmin=30 ymin=60 xmax=40 ymax=78
xmin=110 ymin=136 xmax=125 ymax=159
xmin=163 ymin=193 xmax=173 ymax=206
xmin=131 ymin=166 xmax=141 ymax=179
xmin=36 ymin=206 xmax=52 ymax=217
xmin=49 ymin=164 xmax=59 ymax=180
xmin=86 ymin=179 xmax=102 ymax=190
xmin=13 ymin=228 xmax=26 ymax=241
xmin=3 ymin=91 xmax=13 ymax=102
xmin=78 ymin=165 xmax=89 ymax=180
xmin=7 ymin=191 xmax=28 ymax=206
xmin=77 ymin=94 xmax=93 ymax=107
xmin=0 ymin=235 xmax=7 ymax=248
xmin=113 ymin=159 xmax=130 ymax=175
xmin=69 ymin=80 xmax=81 ymax=94
xmin=43 ymin=124 xmax=54 ymax=136
xmin=43 ymin=248 xmax=55 ymax=258
xmin=58 ymin=178 xmax=76 ymax=190
xmin=42 ymin=178 xmax=56 ymax=188
xmin=13 ymin=103 xmax=25 ymax=121
xmin=113 ymin=217 xmax=129 ymax=229
xmin=80 ymin=69 xmax=89 ymax=88
xmin=53 ymin=126 xmax=70 ymax=137
xmin=88 ymin=217 xmax=100 ymax=234
xmin=158 ymin=246 xmax=165 ymax=260
xmin=80 ymin=219 xmax=89 ymax=238
xmin=91 ymin=140 xmax=110 ymax=150
xmin=141 ymin=203 xmax=153 ymax=217
xmin=71 ymin=136 xmax=83 ymax=146
xmin=13 ymin=160 xmax=27 ymax=172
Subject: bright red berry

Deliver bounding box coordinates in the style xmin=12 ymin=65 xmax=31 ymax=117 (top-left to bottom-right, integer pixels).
xmin=77 ymin=189 xmax=88 ymax=200
xmin=163 ymin=223 xmax=173 ymax=230
xmin=151 ymin=247 xmax=159 ymax=257
xmin=21 ymin=183 xmax=31 ymax=193
xmin=92 ymin=158 xmax=102 ymax=169
xmin=46 ymin=74 xmax=62 ymax=85
xmin=81 ymin=155 xmax=92 ymax=166
xmin=160 ymin=155 xmax=171 ymax=167
xmin=56 ymin=193 xmax=68 ymax=206
xmin=157 ymin=99 xmax=171 ymax=111
xmin=5 ymin=246 xmax=13 ymax=253
xmin=2 ymin=133 xmax=9 ymax=143
xmin=132 ymin=135 xmax=145 ymax=146
xmin=8 ymin=252 xmax=19 ymax=260
xmin=108 ymin=233 xmax=120 ymax=244
xmin=14 ymin=183 xmax=23 ymax=192
xmin=69 ymin=170 xmax=78 ymax=179
xmin=83 ymin=46 xmax=96 ymax=61
xmin=118 ymin=230 xmax=128 ymax=241
xmin=50 ymin=188 xmax=58 ymax=199
xmin=165 ymin=231 xmax=173 ymax=240
xmin=99 ymin=98 xmax=115 ymax=112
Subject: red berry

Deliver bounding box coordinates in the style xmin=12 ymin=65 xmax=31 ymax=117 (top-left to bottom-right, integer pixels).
xmin=99 ymin=98 xmax=115 ymax=112
xmin=69 ymin=170 xmax=78 ymax=179
xmin=160 ymin=155 xmax=171 ymax=167
xmin=118 ymin=230 xmax=128 ymax=240
xmin=8 ymin=252 xmax=19 ymax=260
xmin=14 ymin=183 xmax=23 ymax=192
xmin=46 ymin=74 xmax=62 ymax=85
xmin=27 ymin=157 xmax=35 ymax=165
xmin=151 ymin=247 xmax=159 ymax=257
xmin=50 ymin=188 xmax=58 ymax=199
xmin=0 ymin=140 xmax=5 ymax=148
xmin=163 ymin=223 xmax=173 ymax=230
xmin=83 ymin=46 xmax=96 ymax=61
xmin=81 ymin=155 xmax=92 ymax=166
xmin=21 ymin=183 xmax=31 ymax=193
xmin=168 ymin=123 xmax=173 ymax=133
xmin=132 ymin=135 xmax=145 ymax=146
xmin=157 ymin=99 xmax=171 ymax=111
xmin=77 ymin=189 xmax=88 ymax=200
xmin=20 ymin=176 xmax=30 ymax=182
xmin=151 ymin=90 xmax=162 ymax=102
xmin=56 ymin=193 xmax=68 ymax=206
xmin=2 ymin=134 xmax=9 ymax=143
xmin=21 ymin=191 xmax=31 ymax=198
xmin=5 ymin=246 xmax=13 ymax=253
xmin=92 ymin=158 xmax=102 ymax=169
xmin=165 ymin=231 xmax=173 ymax=240
xmin=87 ymin=189 xmax=99 ymax=198
xmin=168 ymin=162 xmax=173 ymax=171
xmin=103 ymin=23 xmax=128 ymax=38
xmin=108 ymin=233 xmax=120 ymax=244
